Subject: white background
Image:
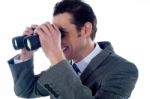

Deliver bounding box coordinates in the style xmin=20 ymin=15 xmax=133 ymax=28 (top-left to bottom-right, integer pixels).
xmin=0 ymin=0 xmax=150 ymax=98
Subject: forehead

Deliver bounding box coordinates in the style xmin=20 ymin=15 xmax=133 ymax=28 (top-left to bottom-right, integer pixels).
xmin=52 ymin=13 xmax=78 ymax=32
xmin=52 ymin=13 xmax=73 ymax=26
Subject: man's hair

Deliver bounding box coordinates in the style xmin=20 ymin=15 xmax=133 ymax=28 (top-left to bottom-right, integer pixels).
xmin=53 ymin=0 xmax=97 ymax=40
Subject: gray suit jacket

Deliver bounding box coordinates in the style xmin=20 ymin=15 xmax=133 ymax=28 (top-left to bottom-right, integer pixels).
xmin=8 ymin=41 xmax=138 ymax=99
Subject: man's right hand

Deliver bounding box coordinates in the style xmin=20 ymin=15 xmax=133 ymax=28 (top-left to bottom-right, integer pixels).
xmin=19 ymin=24 xmax=38 ymax=61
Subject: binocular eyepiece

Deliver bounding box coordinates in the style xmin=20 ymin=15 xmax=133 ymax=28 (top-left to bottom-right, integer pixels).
xmin=12 ymin=30 xmax=64 ymax=51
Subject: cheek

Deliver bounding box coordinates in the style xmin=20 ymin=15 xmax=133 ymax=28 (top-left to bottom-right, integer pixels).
xmin=71 ymin=39 xmax=83 ymax=52
xmin=64 ymin=35 xmax=82 ymax=53
xmin=67 ymin=39 xmax=77 ymax=53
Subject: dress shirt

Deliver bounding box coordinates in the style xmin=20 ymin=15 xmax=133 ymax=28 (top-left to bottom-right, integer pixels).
xmin=14 ymin=55 xmax=30 ymax=64
xmin=72 ymin=43 xmax=102 ymax=76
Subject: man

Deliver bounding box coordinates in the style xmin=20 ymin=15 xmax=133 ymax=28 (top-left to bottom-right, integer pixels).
xmin=8 ymin=0 xmax=138 ymax=99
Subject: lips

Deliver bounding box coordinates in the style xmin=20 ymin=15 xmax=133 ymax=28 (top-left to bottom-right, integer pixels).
xmin=62 ymin=46 xmax=69 ymax=52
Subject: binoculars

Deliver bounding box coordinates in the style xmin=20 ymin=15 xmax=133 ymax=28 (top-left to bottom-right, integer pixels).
xmin=12 ymin=34 xmax=41 ymax=51
xmin=12 ymin=30 xmax=64 ymax=51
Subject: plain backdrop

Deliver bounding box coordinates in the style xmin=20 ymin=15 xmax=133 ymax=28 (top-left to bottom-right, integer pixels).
xmin=0 ymin=0 xmax=150 ymax=98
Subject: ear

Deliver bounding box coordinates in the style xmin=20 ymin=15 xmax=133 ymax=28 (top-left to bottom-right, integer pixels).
xmin=82 ymin=22 xmax=92 ymax=38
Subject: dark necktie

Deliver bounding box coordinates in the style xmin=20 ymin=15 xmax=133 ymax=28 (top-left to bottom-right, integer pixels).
xmin=72 ymin=63 xmax=80 ymax=74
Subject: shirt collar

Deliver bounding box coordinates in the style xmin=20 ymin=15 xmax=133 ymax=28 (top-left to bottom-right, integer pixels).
xmin=75 ymin=43 xmax=102 ymax=75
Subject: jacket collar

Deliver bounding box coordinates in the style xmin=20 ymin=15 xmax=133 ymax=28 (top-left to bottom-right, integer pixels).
xmin=80 ymin=41 xmax=114 ymax=83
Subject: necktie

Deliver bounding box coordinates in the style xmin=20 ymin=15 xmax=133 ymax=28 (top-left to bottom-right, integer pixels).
xmin=72 ymin=63 xmax=80 ymax=74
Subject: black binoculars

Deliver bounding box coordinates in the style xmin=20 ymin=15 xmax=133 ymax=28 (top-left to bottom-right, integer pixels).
xmin=12 ymin=34 xmax=41 ymax=51
xmin=12 ymin=30 xmax=64 ymax=51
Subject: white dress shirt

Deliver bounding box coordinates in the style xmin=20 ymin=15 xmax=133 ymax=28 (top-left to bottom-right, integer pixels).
xmin=72 ymin=43 xmax=102 ymax=76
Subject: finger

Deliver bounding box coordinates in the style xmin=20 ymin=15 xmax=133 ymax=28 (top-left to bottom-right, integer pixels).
xmin=45 ymin=22 xmax=57 ymax=33
xmin=31 ymin=24 xmax=38 ymax=30
xmin=40 ymin=23 xmax=51 ymax=37
xmin=35 ymin=26 xmax=45 ymax=40
xmin=23 ymin=27 xmax=33 ymax=35
xmin=52 ymin=24 xmax=62 ymax=37
xmin=45 ymin=22 xmax=60 ymax=38
xmin=44 ymin=22 xmax=55 ymax=36
xmin=53 ymin=24 xmax=59 ymax=33
xmin=31 ymin=24 xmax=38 ymax=28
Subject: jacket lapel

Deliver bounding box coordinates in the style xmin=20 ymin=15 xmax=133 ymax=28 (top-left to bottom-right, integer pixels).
xmin=80 ymin=42 xmax=114 ymax=84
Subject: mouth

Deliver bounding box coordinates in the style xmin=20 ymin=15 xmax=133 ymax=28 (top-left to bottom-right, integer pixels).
xmin=62 ymin=46 xmax=69 ymax=52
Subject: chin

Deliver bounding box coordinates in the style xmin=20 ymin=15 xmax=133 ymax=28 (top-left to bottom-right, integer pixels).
xmin=64 ymin=54 xmax=71 ymax=60
xmin=63 ymin=52 xmax=71 ymax=60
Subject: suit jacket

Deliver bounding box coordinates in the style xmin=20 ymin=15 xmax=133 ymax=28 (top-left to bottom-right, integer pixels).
xmin=8 ymin=41 xmax=138 ymax=99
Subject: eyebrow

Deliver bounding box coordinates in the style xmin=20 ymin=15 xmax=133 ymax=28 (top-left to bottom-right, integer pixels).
xmin=59 ymin=27 xmax=67 ymax=33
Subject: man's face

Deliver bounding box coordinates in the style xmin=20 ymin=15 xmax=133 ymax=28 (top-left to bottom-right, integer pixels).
xmin=52 ymin=13 xmax=86 ymax=62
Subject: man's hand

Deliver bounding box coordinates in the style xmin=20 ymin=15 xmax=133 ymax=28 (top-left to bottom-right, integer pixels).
xmin=35 ymin=22 xmax=66 ymax=65
xmin=19 ymin=24 xmax=38 ymax=61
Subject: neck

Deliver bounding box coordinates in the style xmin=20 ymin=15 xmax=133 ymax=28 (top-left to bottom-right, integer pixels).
xmin=74 ymin=41 xmax=95 ymax=63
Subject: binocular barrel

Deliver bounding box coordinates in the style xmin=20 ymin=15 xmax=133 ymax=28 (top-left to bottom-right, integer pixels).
xmin=12 ymin=35 xmax=41 ymax=51
xmin=12 ymin=35 xmax=27 ymax=50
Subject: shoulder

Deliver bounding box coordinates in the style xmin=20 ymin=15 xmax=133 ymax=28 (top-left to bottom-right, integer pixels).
xmin=108 ymin=53 xmax=138 ymax=74
xmin=99 ymin=54 xmax=138 ymax=97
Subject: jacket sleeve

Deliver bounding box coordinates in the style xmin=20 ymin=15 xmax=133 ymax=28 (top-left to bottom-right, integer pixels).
xmin=8 ymin=57 xmax=93 ymax=99
xmin=8 ymin=57 xmax=50 ymax=98
xmin=38 ymin=60 xmax=94 ymax=99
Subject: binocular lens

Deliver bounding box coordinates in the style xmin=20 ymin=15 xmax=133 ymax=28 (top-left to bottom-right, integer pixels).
xmin=12 ymin=35 xmax=27 ymax=50
xmin=12 ymin=35 xmax=40 ymax=51
xmin=24 ymin=35 xmax=41 ymax=51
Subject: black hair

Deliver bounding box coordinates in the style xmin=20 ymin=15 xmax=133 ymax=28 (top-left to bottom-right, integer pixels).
xmin=53 ymin=0 xmax=97 ymax=40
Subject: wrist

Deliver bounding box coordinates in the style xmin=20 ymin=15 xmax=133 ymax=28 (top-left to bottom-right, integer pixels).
xmin=48 ymin=50 xmax=66 ymax=65
xmin=20 ymin=49 xmax=33 ymax=61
